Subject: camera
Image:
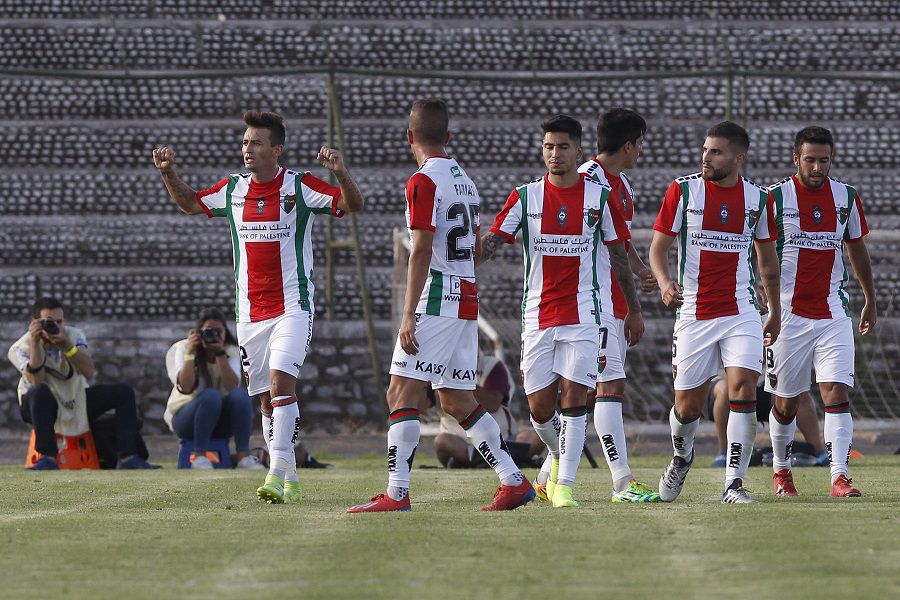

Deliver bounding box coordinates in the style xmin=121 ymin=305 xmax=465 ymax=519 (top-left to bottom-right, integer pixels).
xmin=200 ymin=328 xmax=221 ymax=344
xmin=40 ymin=319 xmax=60 ymax=335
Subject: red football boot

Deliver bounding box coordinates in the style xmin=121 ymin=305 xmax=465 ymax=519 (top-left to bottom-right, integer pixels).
xmin=830 ymin=475 xmax=861 ymax=497
xmin=482 ymin=477 xmax=537 ymax=511
xmin=346 ymin=493 xmax=411 ymax=513
xmin=773 ymin=469 xmax=798 ymax=497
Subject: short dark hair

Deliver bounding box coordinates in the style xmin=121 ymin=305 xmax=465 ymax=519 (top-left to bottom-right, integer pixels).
xmin=794 ymin=126 xmax=834 ymax=155
xmin=706 ymin=121 xmax=750 ymax=153
xmin=242 ymin=110 xmax=286 ymax=146
xmin=541 ymin=114 xmax=582 ymax=143
xmin=32 ymin=297 xmax=64 ymax=319
xmin=596 ymin=108 xmax=646 ymax=155
xmin=409 ymin=98 xmax=450 ymax=145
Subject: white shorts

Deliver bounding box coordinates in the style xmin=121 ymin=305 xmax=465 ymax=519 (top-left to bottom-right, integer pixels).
xmin=389 ymin=314 xmax=478 ymax=390
xmin=598 ymin=314 xmax=627 ymax=383
xmin=439 ymin=405 xmax=517 ymax=441
xmin=521 ymin=323 xmax=600 ymax=395
xmin=672 ymin=312 xmax=763 ymax=391
xmin=764 ymin=312 xmax=855 ymax=397
xmin=237 ymin=310 xmax=314 ymax=396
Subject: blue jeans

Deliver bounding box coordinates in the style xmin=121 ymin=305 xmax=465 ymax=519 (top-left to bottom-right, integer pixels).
xmin=171 ymin=388 xmax=253 ymax=453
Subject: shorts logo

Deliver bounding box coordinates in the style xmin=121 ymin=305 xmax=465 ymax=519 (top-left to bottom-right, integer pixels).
xmin=768 ymin=372 xmax=778 ymax=388
xmin=557 ymin=205 xmax=567 ymax=227
xmin=813 ymin=205 xmax=822 ymax=225
xmin=452 ymin=368 xmax=476 ymax=381
xmin=393 ymin=360 xmax=407 ymax=368
xmin=672 ymin=364 xmax=678 ymax=379
xmin=281 ymin=194 xmax=296 ymax=213
xmin=838 ymin=206 xmax=849 ymax=224
xmin=598 ymin=355 xmax=607 ymax=373
xmin=415 ymin=360 xmax=445 ymax=375
xmin=720 ymin=204 xmax=729 ymax=224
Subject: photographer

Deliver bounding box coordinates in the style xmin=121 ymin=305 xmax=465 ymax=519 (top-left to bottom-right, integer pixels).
xmin=165 ymin=308 xmax=261 ymax=469
xmin=7 ymin=297 xmax=159 ymax=470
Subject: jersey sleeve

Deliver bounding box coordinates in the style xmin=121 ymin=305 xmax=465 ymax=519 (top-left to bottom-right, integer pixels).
xmin=405 ymin=172 xmax=437 ymax=231
xmin=9 ymin=337 xmax=30 ymax=374
xmin=300 ymin=172 xmax=344 ymax=217
xmin=653 ymin=181 xmax=684 ymax=237
xmin=754 ymin=190 xmax=777 ymax=242
xmin=196 ymin=178 xmax=231 ymax=218
xmin=489 ymin=188 xmax=523 ymax=243
xmin=600 ymin=187 xmax=631 ymax=246
xmin=844 ymin=190 xmax=869 ymax=242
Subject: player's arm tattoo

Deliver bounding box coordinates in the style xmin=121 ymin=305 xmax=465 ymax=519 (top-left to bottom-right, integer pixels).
xmin=609 ymin=242 xmax=642 ymax=313
xmin=477 ymin=232 xmax=503 ymax=266
xmin=160 ymin=170 xmax=201 ymax=215
xmin=334 ymin=169 xmax=364 ymax=213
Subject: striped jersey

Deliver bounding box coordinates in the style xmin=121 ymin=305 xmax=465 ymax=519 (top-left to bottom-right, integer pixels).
xmin=196 ymin=167 xmax=343 ymax=323
xmin=405 ymin=156 xmax=480 ymax=320
xmin=579 ymin=158 xmax=635 ymax=319
xmin=769 ymin=175 xmax=868 ymax=319
xmin=653 ymin=173 xmax=775 ymax=321
xmin=490 ymin=175 xmax=629 ymax=331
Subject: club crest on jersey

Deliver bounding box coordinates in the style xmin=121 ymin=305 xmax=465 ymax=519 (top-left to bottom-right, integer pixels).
xmin=719 ymin=204 xmax=729 ymax=224
xmin=838 ymin=206 xmax=848 ymax=224
xmin=256 ymin=197 xmax=266 ymax=215
xmin=747 ymin=208 xmax=760 ymax=229
xmin=813 ymin=205 xmax=822 ymax=225
xmin=583 ymin=207 xmax=600 ymax=228
xmin=598 ymin=355 xmax=607 ymax=373
xmin=557 ymin=205 xmax=567 ymax=227
xmin=281 ymin=194 xmax=296 ymax=214
xmin=450 ymin=165 xmax=462 ymax=178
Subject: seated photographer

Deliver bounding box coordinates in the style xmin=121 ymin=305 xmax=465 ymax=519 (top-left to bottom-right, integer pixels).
xmin=8 ymin=297 xmax=159 ymax=470
xmin=428 ymin=355 xmax=543 ymax=468
xmin=165 ymin=308 xmax=262 ymax=470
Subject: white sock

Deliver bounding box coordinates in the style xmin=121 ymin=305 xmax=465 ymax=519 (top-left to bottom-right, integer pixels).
xmin=824 ymin=409 xmax=853 ymax=484
xmin=386 ymin=408 xmax=420 ymax=500
xmin=725 ymin=400 xmax=756 ymax=487
xmin=535 ymin=453 xmax=553 ymax=485
xmin=460 ymin=406 xmax=523 ymax=487
xmin=557 ymin=409 xmax=586 ymax=488
xmin=769 ymin=407 xmax=797 ymax=473
xmin=594 ymin=395 xmax=632 ymax=491
xmin=263 ymin=411 xmax=297 ymax=483
xmin=268 ymin=397 xmax=300 ymax=482
xmin=530 ymin=411 xmax=561 ymax=458
xmin=669 ymin=406 xmax=699 ymax=460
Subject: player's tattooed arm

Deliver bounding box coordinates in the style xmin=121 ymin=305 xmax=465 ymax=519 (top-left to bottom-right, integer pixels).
xmin=476 ymin=232 xmax=503 ymax=266
xmin=317 ymin=146 xmax=364 ymax=213
xmin=754 ymin=240 xmax=782 ymax=346
xmin=611 ymin=241 xmax=645 ymax=345
xmin=845 ymin=238 xmax=877 ymax=336
xmin=152 ymin=147 xmax=203 ymax=215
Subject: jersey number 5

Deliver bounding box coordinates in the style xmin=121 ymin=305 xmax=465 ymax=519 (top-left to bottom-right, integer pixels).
xmin=447 ymin=203 xmax=479 ymax=261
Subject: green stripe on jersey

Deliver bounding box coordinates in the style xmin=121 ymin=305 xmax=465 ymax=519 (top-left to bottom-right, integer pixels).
xmin=518 ymin=185 xmax=530 ymax=332
xmin=772 ymin=185 xmax=786 ymax=263
xmin=837 ymin=184 xmax=857 ymax=317
xmin=295 ymin=174 xmax=313 ymax=312
xmin=223 ymin=176 xmax=240 ymax=320
xmin=426 ymin=269 xmax=444 ymax=316
xmin=676 ymin=181 xmax=690 ymax=320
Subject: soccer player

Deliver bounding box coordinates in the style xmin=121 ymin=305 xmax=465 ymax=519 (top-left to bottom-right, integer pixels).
xmin=649 ymin=121 xmax=781 ymax=504
xmin=764 ymin=126 xmax=876 ymax=498
xmin=152 ymin=110 xmax=364 ymax=503
xmin=346 ymin=99 xmax=534 ymax=513
xmin=481 ymin=115 xmax=631 ymax=508
xmin=578 ymin=108 xmax=660 ymax=503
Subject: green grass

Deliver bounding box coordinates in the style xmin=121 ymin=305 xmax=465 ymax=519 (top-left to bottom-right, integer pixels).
xmin=1 ymin=455 xmax=899 ymax=600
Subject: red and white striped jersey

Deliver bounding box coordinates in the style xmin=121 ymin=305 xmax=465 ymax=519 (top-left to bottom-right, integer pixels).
xmin=653 ymin=173 xmax=774 ymax=321
xmin=490 ymin=175 xmax=629 ymax=331
xmin=405 ymin=156 xmax=480 ymax=320
xmin=769 ymin=175 xmax=868 ymax=319
xmin=579 ymin=158 xmax=635 ymax=319
xmin=196 ymin=167 xmax=343 ymax=323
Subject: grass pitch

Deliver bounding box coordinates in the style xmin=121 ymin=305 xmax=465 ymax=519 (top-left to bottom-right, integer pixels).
xmin=1 ymin=455 xmax=898 ymax=599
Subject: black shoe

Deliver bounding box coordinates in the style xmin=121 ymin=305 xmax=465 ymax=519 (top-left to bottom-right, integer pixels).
xmin=300 ymin=454 xmax=332 ymax=469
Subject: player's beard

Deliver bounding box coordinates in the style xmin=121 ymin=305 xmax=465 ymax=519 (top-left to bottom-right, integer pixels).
xmin=701 ymin=164 xmax=733 ymax=183
xmin=799 ymin=170 xmax=827 ymax=190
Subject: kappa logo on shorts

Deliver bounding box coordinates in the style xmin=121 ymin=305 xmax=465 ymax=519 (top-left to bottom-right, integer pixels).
xmin=415 ymin=360 xmax=445 ymax=375
xmin=452 ymin=369 xmax=476 ymax=381
xmin=768 ymin=372 xmax=778 ymax=388
xmin=598 ymin=355 xmax=607 ymax=373
xmin=393 ymin=360 xmax=407 ymax=368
